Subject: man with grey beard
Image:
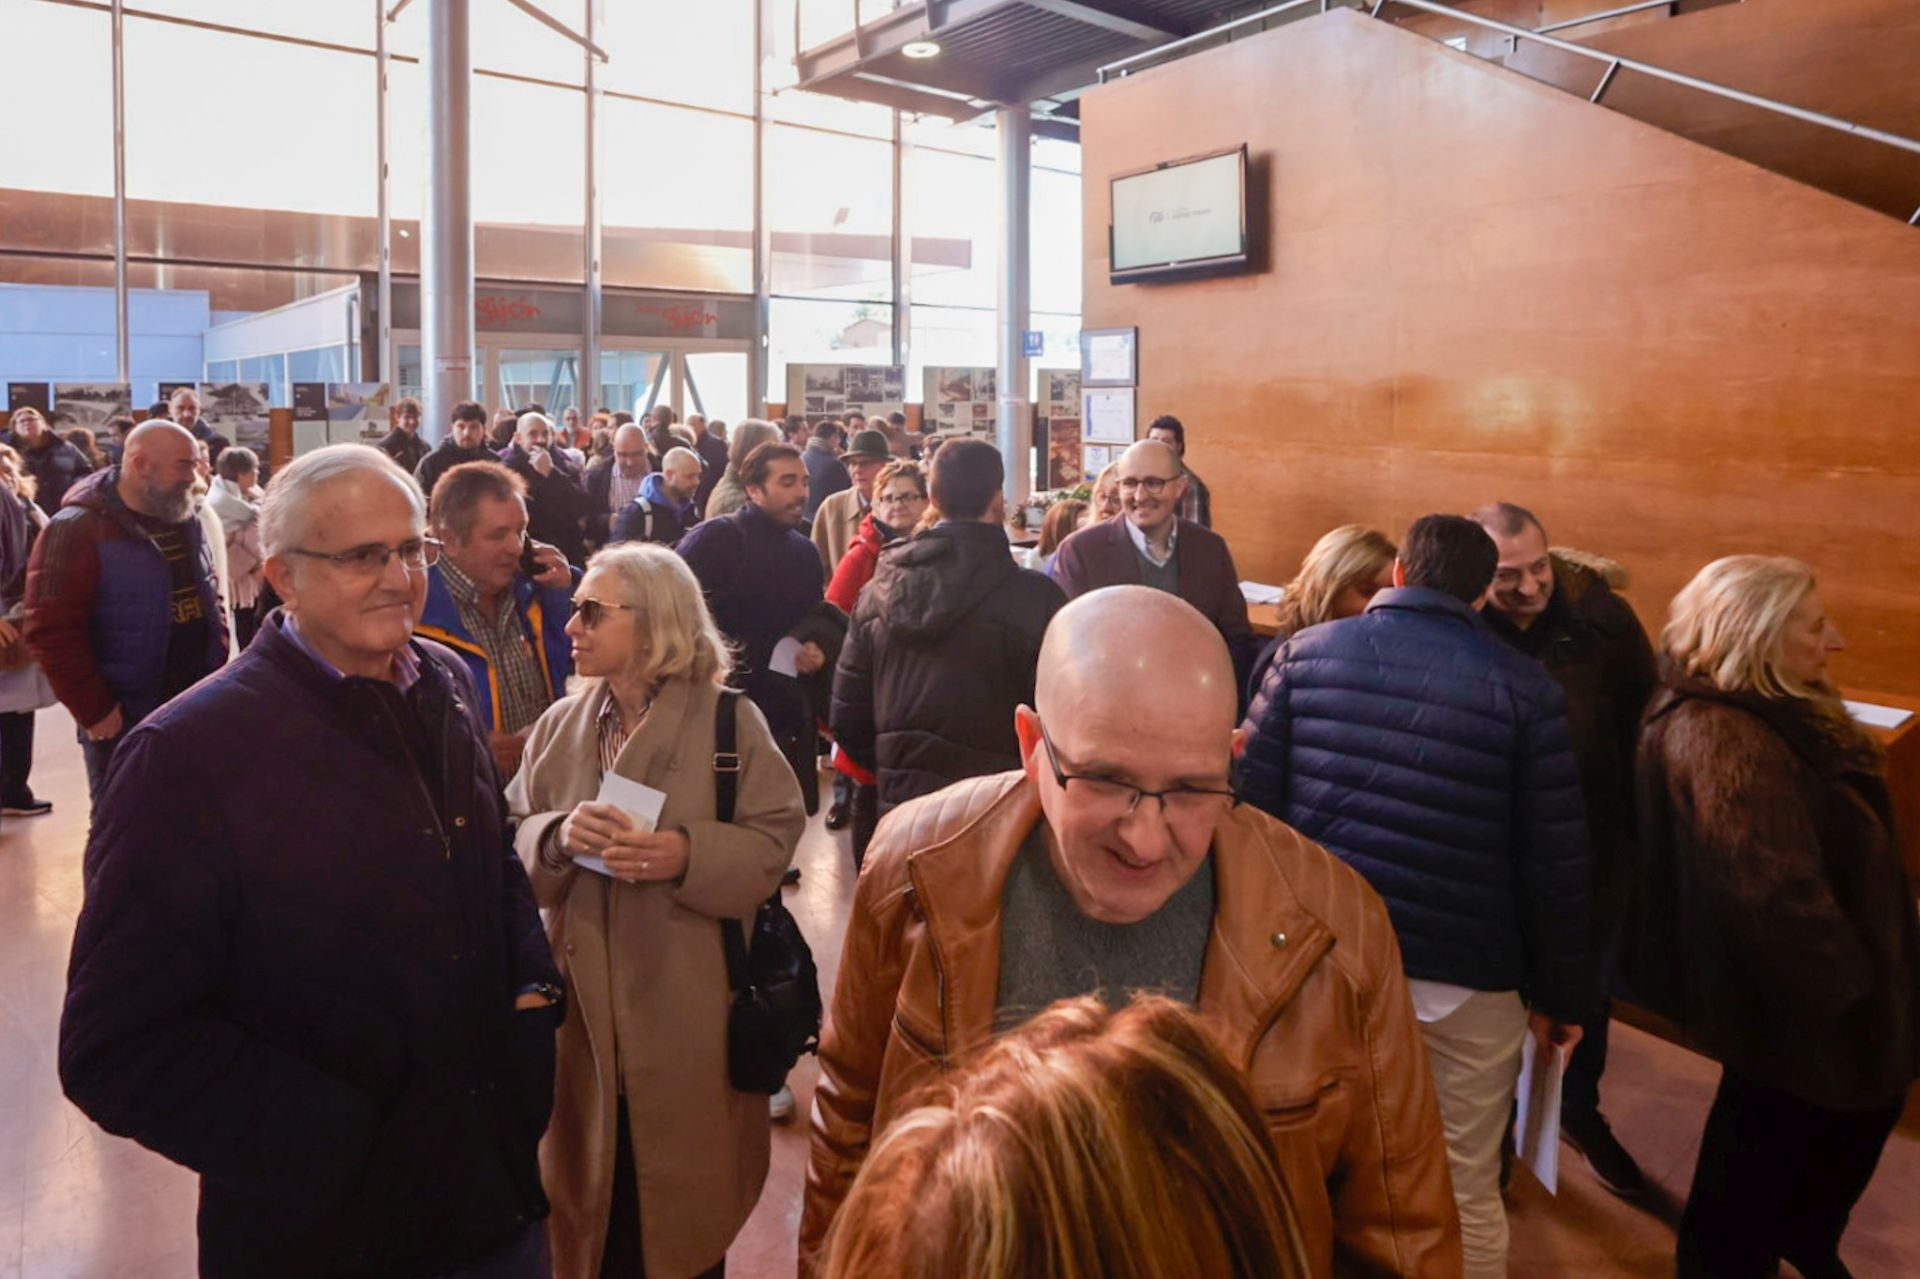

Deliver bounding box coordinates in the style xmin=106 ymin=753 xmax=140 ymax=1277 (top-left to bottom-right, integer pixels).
xmin=25 ymin=421 xmax=227 ymax=798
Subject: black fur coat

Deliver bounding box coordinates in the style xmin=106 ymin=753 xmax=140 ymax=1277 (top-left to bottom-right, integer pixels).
xmin=1624 ymin=675 xmax=1920 ymax=1111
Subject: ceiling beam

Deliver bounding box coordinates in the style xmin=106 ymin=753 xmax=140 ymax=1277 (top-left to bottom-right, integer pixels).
xmin=1019 ymin=0 xmax=1187 ymax=41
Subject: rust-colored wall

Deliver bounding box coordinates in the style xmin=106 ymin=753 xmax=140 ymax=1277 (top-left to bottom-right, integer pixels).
xmin=1508 ymin=0 xmax=1920 ymax=221
xmin=1080 ymin=8 xmax=1920 ymax=694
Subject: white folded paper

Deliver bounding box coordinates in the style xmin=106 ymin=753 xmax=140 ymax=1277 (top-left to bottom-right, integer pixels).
xmin=571 ymin=771 xmax=668 ymax=879
xmin=1513 ymin=1035 xmax=1566 ymax=1194
xmin=1239 ymin=580 xmax=1285 ymax=606
xmin=1844 ymin=699 xmax=1914 ymax=731
xmin=769 ymin=635 xmax=803 ymax=678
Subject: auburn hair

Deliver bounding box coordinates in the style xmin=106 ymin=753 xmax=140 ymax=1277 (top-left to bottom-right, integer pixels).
xmin=820 ymin=995 xmax=1311 ymax=1279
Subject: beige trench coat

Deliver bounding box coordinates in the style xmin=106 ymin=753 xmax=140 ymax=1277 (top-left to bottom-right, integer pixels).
xmin=508 ymin=675 xmax=806 ymax=1279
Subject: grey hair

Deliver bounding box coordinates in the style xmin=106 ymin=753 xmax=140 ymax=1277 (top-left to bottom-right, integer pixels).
xmin=662 ymin=445 xmax=701 ymax=471
xmin=727 ymin=418 xmax=780 ymax=470
xmin=517 ymin=411 xmax=552 ymax=438
xmin=260 ymin=443 xmax=424 ymax=558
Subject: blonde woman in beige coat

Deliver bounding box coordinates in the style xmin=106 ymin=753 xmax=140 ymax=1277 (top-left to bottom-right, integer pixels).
xmin=508 ymin=542 xmax=806 ymax=1279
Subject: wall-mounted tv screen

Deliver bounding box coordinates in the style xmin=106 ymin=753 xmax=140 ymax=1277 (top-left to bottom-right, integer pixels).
xmin=1109 ymin=145 xmax=1248 ymax=285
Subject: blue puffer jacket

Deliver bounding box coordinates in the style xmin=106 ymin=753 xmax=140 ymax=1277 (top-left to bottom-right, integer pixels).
xmin=414 ymin=566 xmax=576 ymax=735
xmin=1239 ymin=586 xmax=1593 ymax=1022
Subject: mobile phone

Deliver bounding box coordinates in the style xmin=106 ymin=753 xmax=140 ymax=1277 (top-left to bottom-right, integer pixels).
xmin=520 ymin=539 xmax=543 ymax=578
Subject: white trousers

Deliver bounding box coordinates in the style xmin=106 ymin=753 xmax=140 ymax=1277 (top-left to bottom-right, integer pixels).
xmin=1419 ymin=989 xmax=1528 ymax=1279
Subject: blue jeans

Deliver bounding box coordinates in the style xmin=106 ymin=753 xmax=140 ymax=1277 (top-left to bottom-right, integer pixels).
xmin=78 ymin=731 xmax=120 ymax=803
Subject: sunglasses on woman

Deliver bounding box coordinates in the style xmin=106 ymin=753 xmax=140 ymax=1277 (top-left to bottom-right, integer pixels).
xmin=570 ymin=597 xmax=637 ymax=628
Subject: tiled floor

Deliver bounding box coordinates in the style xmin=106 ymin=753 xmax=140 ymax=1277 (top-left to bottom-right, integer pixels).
xmin=3 ymin=708 xmax=1917 ymax=1277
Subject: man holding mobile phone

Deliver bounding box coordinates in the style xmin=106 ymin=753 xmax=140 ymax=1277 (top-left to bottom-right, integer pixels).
xmin=502 ymin=411 xmax=589 ymax=568
xmin=417 ymin=461 xmax=578 ymax=780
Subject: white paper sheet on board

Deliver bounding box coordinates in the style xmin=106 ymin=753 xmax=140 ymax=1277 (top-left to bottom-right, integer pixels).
xmin=1514 ymin=1036 xmax=1566 ymax=1194
xmin=570 ymin=772 xmax=668 ymax=878
xmin=1844 ymin=700 xmax=1914 ymax=731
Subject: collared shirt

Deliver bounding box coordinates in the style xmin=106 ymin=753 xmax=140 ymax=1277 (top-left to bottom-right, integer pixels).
xmin=1125 ymin=514 xmax=1178 ymax=568
xmin=282 ymin=611 xmax=423 ymax=691
xmin=438 ymin=556 xmax=551 ymax=734
xmin=608 ymin=466 xmax=645 ymax=513
xmin=595 ymin=682 xmax=655 ymax=773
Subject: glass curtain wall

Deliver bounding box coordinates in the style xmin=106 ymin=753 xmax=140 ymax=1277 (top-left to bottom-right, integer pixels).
xmin=0 ymin=0 xmax=1082 ymax=411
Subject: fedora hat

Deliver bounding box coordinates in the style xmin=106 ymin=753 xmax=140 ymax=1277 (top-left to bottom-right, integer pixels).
xmin=840 ymin=428 xmax=893 ymax=462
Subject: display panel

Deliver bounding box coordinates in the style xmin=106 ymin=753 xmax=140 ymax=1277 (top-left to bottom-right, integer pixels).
xmin=1109 ymin=146 xmax=1248 ymax=284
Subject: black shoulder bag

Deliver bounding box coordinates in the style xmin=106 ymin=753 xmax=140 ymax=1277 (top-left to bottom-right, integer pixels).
xmin=716 ymin=691 xmax=824 ymax=1094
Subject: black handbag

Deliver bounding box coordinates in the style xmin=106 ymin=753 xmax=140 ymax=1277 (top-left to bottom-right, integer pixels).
xmin=716 ymin=691 xmax=824 ymax=1094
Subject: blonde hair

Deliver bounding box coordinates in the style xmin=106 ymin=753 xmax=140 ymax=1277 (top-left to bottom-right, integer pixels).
xmin=1664 ymin=555 xmax=1828 ymax=702
xmin=1090 ymin=462 xmax=1122 ymax=518
xmin=8 ymin=407 xmax=45 ymax=434
xmin=820 ymin=995 xmax=1311 ymax=1279
xmin=581 ymin=542 xmax=733 ymax=690
xmin=1277 ymin=524 xmax=1398 ymax=638
xmin=0 ymin=444 xmax=37 ymax=503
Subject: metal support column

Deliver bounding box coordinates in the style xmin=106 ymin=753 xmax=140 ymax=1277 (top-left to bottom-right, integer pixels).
xmin=111 ymin=0 xmax=129 ymax=386
xmin=374 ymin=0 xmax=394 ymax=401
xmin=749 ymin=0 xmax=772 ymax=415
xmin=994 ymin=106 xmax=1032 ymax=505
xmin=890 ymin=110 xmax=908 ymax=369
xmin=422 ymin=0 xmax=475 ymax=439
xmin=581 ymin=0 xmax=603 ymax=419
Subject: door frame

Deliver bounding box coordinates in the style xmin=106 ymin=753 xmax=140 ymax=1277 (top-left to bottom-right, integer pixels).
xmin=387 ymin=330 xmax=750 ymax=417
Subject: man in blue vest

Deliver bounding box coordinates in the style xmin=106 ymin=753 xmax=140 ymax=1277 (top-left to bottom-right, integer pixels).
xmin=416 ymin=461 xmax=576 ymax=780
xmin=25 ymin=421 xmax=228 ymax=799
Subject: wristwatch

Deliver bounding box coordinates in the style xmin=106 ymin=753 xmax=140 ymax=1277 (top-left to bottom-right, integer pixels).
xmin=518 ymin=981 xmax=566 ymax=1017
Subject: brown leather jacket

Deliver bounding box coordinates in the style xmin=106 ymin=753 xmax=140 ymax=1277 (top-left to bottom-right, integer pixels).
xmin=800 ymin=772 xmax=1463 ymax=1279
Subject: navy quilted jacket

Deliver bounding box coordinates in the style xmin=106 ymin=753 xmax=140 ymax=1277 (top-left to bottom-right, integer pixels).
xmin=1239 ymin=586 xmax=1593 ymax=1022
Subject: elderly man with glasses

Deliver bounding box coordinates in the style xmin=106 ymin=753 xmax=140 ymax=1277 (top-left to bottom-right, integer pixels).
xmin=60 ymin=444 xmax=565 ymax=1279
xmin=1050 ymin=437 xmax=1256 ymax=701
xmin=801 ymin=586 xmax=1463 ymax=1279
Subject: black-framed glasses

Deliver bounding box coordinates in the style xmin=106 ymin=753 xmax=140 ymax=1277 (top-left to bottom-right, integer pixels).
xmin=1117 ymin=475 xmax=1177 ymax=495
xmin=287 ymin=537 xmax=441 ymax=577
xmin=571 ymin=597 xmax=637 ymax=629
xmin=1038 ymin=720 xmax=1237 ymax=820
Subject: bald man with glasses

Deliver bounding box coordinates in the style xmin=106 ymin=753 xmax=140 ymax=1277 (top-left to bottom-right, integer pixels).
xmin=802 ymin=586 xmax=1462 ymax=1279
xmin=1050 ymin=438 xmax=1256 ymax=699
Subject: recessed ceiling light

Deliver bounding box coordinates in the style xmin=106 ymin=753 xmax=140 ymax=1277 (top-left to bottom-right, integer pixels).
xmin=902 ymin=40 xmax=941 ymax=59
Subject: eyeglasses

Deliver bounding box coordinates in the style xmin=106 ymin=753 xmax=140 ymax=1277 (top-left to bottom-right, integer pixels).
xmin=875 ymin=490 xmax=927 ymax=506
xmin=1038 ymin=720 xmax=1236 ymax=821
xmin=287 ymin=537 xmax=441 ymax=576
xmin=1117 ymin=475 xmax=1178 ymax=495
xmin=571 ymin=597 xmax=637 ymax=628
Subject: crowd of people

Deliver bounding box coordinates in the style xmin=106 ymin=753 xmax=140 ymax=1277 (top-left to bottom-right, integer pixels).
xmin=14 ymin=389 xmax=1915 ymax=1279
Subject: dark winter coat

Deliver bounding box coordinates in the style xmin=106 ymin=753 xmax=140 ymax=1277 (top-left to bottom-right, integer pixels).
xmin=695 ymin=429 xmax=729 ymax=518
xmin=1240 ymin=586 xmax=1593 ymax=1022
xmin=500 ymin=443 xmax=589 ymax=568
xmin=23 ymin=469 xmax=227 ymax=729
xmin=1483 ymin=556 xmax=1656 ymax=936
xmin=677 ymin=501 xmax=825 ymax=751
xmin=413 ymin=438 xmax=499 ymax=504
xmin=802 ymin=439 xmax=850 ymax=520
xmin=59 ymin=614 xmax=561 ymax=1277
xmin=831 ymin=521 xmax=1065 ymax=809
xmin=1624 ymin=677 xmax=1920 ymax=1111
xmin=374 ymin=427 xmax=430 ymax=476
xmin=6 ymin=434 xmax=95 ymax=514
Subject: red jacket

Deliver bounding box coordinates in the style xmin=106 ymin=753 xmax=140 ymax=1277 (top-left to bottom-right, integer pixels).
xmin=825 ymin=512 xmax=889 ymax=615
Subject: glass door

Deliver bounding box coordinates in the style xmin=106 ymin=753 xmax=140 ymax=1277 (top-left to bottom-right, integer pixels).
xmin=682 ymin=351 xmax=749 ymax=426
xmin=596 ymin=349 xmax=671 ymax=419
xmin=493 ymin=345 xmax=582 ymax=416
